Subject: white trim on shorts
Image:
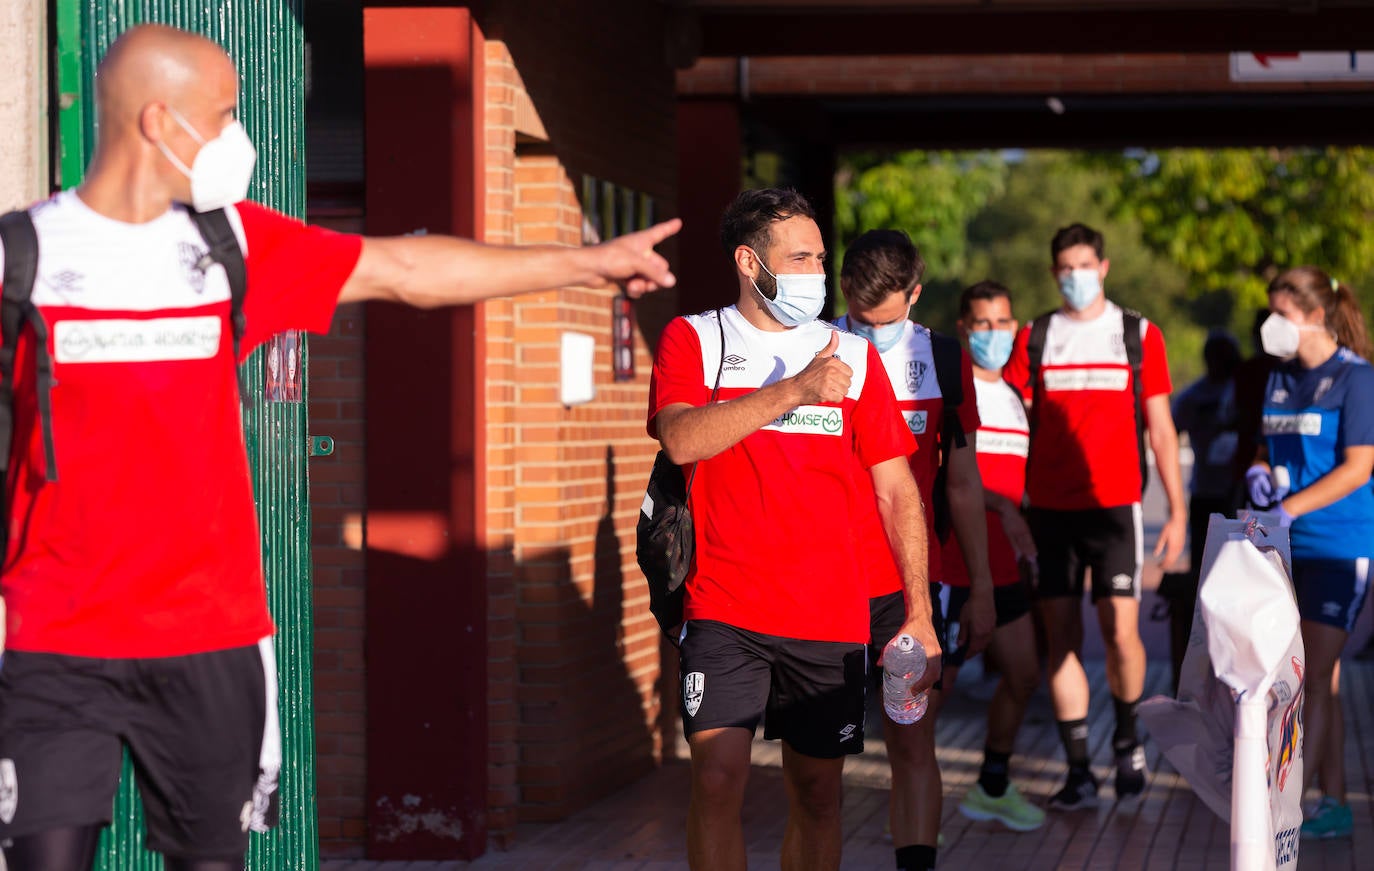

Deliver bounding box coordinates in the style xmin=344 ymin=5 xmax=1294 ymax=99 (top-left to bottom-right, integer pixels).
xmin=1131 ymin=502 xmax=1144 ymax=602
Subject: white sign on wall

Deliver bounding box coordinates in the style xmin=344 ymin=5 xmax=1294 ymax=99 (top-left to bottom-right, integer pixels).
xmin=1230 ymin=52 xmax=1374 ymax=81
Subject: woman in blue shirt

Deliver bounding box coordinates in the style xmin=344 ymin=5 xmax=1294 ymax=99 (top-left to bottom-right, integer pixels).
xmin=1247 ymin=266 xmax=1374 ymax=840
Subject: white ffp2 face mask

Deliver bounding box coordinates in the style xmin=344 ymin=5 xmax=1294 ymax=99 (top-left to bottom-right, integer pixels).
xmin=1259 ymin=311 xmax=1322 ymax=360
xmin=158 ymin=108 xmax=258 ymax=211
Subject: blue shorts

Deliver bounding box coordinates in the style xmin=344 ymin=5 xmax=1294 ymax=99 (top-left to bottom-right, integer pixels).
xmin=1292 ymin=557 xmax=1371 ymax=632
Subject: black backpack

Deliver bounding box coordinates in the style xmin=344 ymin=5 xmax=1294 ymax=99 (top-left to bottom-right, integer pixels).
xmin=928 ymin=330 xmax=968 ymax=543
xmin=1024 ymin=308 xmax=1147 ymax=494
xmin=636 ymin=310 xmax=724 ymax=641
xmin=0 ymin=206 xmax=248 ymax=562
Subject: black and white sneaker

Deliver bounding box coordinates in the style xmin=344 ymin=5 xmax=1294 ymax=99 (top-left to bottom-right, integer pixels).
xmin=1047 ymin=770 xmax=1099 ymax=811
xmin=1114 ymin=745 xmax=1147 ymax=799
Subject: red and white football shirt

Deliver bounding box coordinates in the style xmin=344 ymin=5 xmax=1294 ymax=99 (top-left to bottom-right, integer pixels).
xmin=1002 ymin=302 xmax=1171 ymax=511
xmin=648 ymin=307 xmax=914 ymax=643
xmin=0 ymin=192 xmax=361 ymax=657
xmin=833 ymin=319 xmax=979 ymax=596
xmin=942 ymin=376 xmax=1028 ymax=588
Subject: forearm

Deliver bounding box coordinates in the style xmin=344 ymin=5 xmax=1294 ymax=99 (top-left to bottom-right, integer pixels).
xmin=343 ymin=235 xmax=603 ymax=306
xmin=878 ymin=476 xmax=932 ymax=627
xmin=656 ymin=381 xmax=803 ymax=464
xmin=1149 ymin=426 xmax=1188 ymax=518
xmin=1283 ymin=457 xmax=1374 ymax=516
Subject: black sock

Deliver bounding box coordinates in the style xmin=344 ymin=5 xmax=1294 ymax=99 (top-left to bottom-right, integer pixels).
xmin=896 ymin=844 xmax=937 ymax=871
xmin=1112 ymin=695 xmax=1141 ymax=755
xmin=1057 ymin=717 xmax=1090 ymax=768
xmin=979 ymin=747 xmax=1012 ymax=797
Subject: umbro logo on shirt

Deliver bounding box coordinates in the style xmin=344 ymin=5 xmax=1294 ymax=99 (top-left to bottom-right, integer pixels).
xmin=44 ymin=269 xmax=85 ymax=296
xmin=723 ymin=353 xmax=747 ymax=371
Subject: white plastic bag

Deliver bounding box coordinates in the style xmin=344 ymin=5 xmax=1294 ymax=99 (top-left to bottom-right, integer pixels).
xmin=1138 ymin=513 xmax=1305 ymax=871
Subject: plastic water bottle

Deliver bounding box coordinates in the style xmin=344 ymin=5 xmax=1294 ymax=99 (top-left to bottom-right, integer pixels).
xmin=882 ymin=633 xmax=929 ymax=724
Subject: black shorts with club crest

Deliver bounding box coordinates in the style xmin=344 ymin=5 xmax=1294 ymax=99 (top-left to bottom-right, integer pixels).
xmin=0 ymin=640 xmax=281 ymax=860
xmin=678 ymin=620 xmax=868 ymax=759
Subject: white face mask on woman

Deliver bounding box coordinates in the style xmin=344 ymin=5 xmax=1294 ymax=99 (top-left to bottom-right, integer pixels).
xmin=1259 ymin=311 xmax=1323 ymax=360
xmin=157 ymin=108 xmax=258 ymax=211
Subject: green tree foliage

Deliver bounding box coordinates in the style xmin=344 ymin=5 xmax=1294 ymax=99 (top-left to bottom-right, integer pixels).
xmin=1093 ymin=147 xmax=1374 ymax=340
xmin=834 ymin=150 xmax=1009 ymax=300
xmin=835 ymin=149 xmax=1204 ymax=383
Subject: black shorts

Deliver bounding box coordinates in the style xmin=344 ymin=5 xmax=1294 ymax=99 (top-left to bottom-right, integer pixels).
xmin=1028 ymin=504 xmax=1143 ymax=603
xmin=0 ymin=641 xmax=281 ymax=859
xmin=679 ymin=620 xmax=867 ymax=758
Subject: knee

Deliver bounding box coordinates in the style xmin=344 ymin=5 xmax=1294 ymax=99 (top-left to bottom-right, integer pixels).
xmin=885 ymin=718 xmax=937 ymax=772
xmin=692 ymin=758 xmax=749 ymax=807
xmin=788 ymin=770 xmax=843 ymax=821
xmin=1001 ymin=667 xmax=1040 ymax=706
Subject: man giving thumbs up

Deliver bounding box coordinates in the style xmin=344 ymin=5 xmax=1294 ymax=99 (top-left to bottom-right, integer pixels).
xmin=647 ymin=188 xmax=935 ymax=871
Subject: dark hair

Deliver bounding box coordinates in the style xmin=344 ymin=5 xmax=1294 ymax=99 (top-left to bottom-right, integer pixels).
xmin=1050 ymin=223 xmax=1105 ymax=263
xmin=958 ymin=279 xmax=1012 ymax=319
xmin=719 ymin=188 xmax=816 ymax=256
xmin=1269 ymin=266 xmax=1372 ymax=360
xmin=839 ymin=229 xmax=925 ymax=310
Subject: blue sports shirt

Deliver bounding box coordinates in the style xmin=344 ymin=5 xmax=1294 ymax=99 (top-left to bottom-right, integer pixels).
xmin=1262 ymin=347 xmax=1374 ymax=561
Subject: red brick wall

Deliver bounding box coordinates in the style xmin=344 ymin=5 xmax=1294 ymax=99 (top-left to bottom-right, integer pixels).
xmin=678 ymin=54 xmax=1374 ymax=96
xmin=309 ymin=0 xmax=680 ymax=855
xmin=480 ymin=0 xmax=679 ymax=839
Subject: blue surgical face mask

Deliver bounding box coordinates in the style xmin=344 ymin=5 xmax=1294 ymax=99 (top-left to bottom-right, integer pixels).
xmin=1058 ymin=268 xmax=1102 ymax=312
xmin=967 ymin=329 xmax=1014 ymax=371
xmin=750 ymin=249 xmax=827 ymax=327
xmin=849 ymin=317 xmax=907 ymax=353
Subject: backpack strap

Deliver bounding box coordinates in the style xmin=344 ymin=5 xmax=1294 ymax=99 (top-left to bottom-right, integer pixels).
xmin=1121 ymin=309 xmax=1148 ymax=493
xmin=930 ymin=330 xmax=967 ymax=542
xmin=187 ymin=208 xmax=249 ymax=403
xmin=683 ymin=309 xmax=726 ymax=499
xmin=1024 ymin=311 xmax=1054 ymax=436
xmin=0 ymin=210 xmax=58 ymax=486
xmin=930 ymin=330 xmax=966 ymax=452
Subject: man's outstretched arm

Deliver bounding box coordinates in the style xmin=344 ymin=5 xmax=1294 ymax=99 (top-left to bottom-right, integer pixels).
xmin=339 ymin=218 xmax=682 ymax=305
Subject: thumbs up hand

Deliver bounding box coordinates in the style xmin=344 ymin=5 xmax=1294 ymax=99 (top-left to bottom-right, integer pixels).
xmin=792 ymin=331 xmax=852 ymax=405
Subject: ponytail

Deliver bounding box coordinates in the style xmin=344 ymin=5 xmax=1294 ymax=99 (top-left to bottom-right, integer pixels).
xmin=1327 ymin=281 xmax=1373 ymax=361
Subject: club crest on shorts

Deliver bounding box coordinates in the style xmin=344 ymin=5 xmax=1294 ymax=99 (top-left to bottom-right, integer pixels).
xmin=683 ymin=671 xmax=705 ymax=717
xmin=0 ymin=759 xmax=17 ymax=824
xmin=1111 ymin=573 xmax=1134 ymax=592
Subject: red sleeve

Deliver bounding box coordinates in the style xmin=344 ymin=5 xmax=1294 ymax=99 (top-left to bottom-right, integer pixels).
xmin=853 ymin=340 xmax=917 ymax=469
xmin=957 ymin=350 xmax=981 ymax=433
xmin=236 ymin=201 xmax=363 ymax=353
xmin=647 ymin=317 xmax=705 ymax=439
xmin=1004 ymin=324 xmax=1033 ymax=400
xmin=1141 ymin=321 xmax=1172 ymax=399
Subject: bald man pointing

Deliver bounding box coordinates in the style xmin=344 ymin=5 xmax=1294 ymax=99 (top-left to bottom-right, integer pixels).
xmin=0 ymin=24 xmax=679 ymax=871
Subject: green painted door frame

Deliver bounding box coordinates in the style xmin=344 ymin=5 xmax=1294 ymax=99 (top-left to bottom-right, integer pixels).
xmin=52 ymin=3 xmax=318 ymax=868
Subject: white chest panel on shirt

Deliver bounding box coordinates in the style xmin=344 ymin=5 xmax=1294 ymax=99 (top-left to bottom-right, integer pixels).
xmin=689 ymin=307 xmax=869 ymax=402
xmin=975 ymin=377 xmax=1030 ymax=457
xmin=14 ymin=192 xmax=248 ymax=313
xmin=875 ymin=321 xmax=942 ymax=403
xmin=1037 ymin=303 xmax=1150 ymax=375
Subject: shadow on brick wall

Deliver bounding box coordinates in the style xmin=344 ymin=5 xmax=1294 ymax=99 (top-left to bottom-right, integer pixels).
xmin=511 ymin=446 xmax=660 ymax=823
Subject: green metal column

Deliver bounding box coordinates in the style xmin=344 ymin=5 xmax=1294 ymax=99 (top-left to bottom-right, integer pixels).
xmin=53 ymin=3 xmax=317 ymax=869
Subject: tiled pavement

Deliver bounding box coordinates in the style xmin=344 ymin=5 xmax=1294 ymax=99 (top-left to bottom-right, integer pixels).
xmin=322 ymin=655 xmax=1374 ymax=870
